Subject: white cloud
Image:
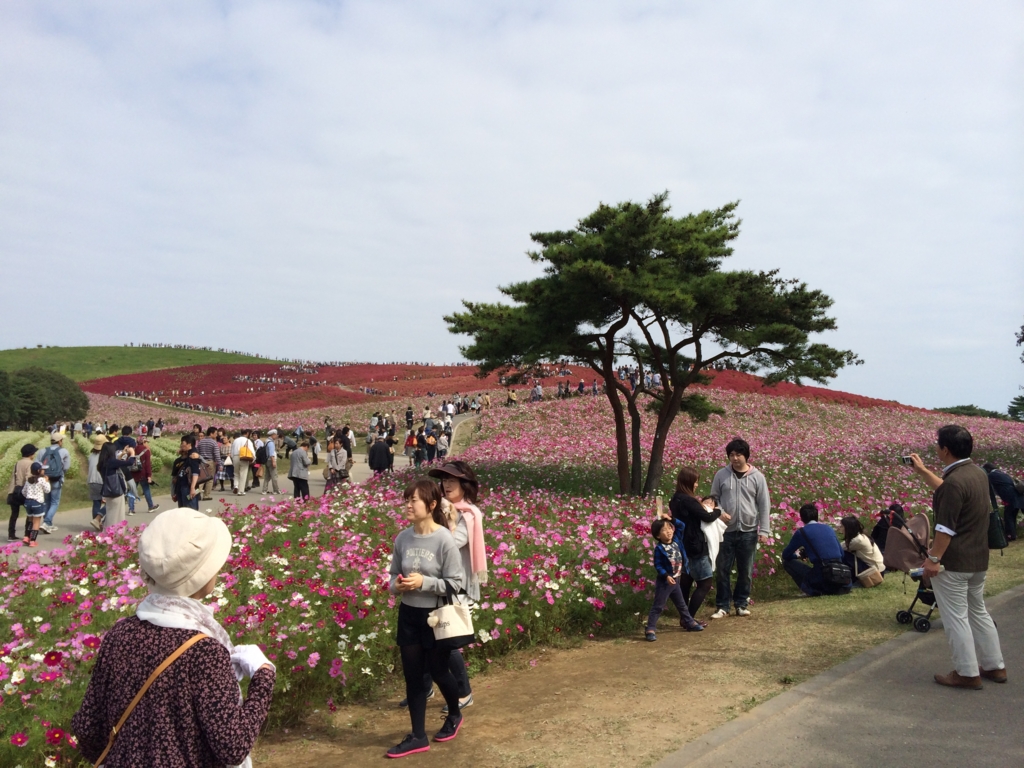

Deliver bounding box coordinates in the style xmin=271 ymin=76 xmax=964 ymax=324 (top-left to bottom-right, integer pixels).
xmin=0 ymin=0 xmax=1021 ymax=409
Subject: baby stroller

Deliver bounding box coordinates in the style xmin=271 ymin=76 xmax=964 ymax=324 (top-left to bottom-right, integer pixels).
xmin=882 ymin=512 xmax=936 ymax=633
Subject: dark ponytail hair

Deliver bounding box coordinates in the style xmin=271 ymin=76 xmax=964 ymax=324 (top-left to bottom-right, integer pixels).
xmin=674 ymin=466 xmax=699 ymax=497
xmin=404 ymin=478 xmax=446 ymax=526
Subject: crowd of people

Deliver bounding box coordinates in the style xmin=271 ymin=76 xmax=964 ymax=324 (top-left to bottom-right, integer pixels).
xmin=67 ymin=460 xmax=487 ymax=762
xmin=646 ymin=425 xmax=1015 ymax=693
xmin=5 ymin=411 xmax=1018 ymax=761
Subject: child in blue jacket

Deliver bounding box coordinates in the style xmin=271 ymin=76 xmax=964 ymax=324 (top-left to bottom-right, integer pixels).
xmin=646 ymin=518 xmax=703 ymax=640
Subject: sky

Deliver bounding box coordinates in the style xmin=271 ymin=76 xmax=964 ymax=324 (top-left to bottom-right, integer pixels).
xmin=1 ymin=1 xmax=1021 ymax=411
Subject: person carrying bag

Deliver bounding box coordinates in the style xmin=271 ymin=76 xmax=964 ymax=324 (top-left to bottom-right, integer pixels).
xmin=804 ymin=529 xmax=853 ymax=589
xmin=386 ymin=478 xmax=467 ymax=758
xmin=73 ymin=508 xmax=276 ymax=768
xmin=427 ymin=581 xmax=475 ymax=649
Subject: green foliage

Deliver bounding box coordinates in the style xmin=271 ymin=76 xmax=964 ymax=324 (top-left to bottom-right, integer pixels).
xmin=935 ymin=404 xmax=1008 ymax=421
xmin=1008 ymin=394 xmax=1024 ymax=422
xmin=0 ymin=370 xmax=14 ymax=429
xmin=678 ymin=393 xmax=726 ymax=422
xmin=0 ymin=346 xmax=281 ymax=383
xmin=447 ymin=192 xmax=860 ymax=495
xmin=7 ymin=367 xmax=90 ymax=429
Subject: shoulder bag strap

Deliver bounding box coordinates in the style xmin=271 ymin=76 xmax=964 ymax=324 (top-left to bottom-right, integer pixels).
xmin=93 ymin=632 xmax=209 ymax=768
xmin=801 ymin=526 xmax=823 ymax=563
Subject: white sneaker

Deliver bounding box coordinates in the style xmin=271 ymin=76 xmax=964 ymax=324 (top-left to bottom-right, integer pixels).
xmin=710 ymin=609 xmax=729 ymax=619
xmin=736 ymin=607 xmax=751 ymax=617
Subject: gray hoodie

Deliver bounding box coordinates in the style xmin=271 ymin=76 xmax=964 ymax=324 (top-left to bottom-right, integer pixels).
xmin=710 ymin=465 xmax=771 ymax=535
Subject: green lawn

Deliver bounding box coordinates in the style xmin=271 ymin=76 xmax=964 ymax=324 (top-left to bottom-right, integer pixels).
xmin=0 ymin=346 xmax=283 ymax=382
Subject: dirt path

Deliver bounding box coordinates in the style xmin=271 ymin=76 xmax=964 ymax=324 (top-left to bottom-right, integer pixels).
xmin=251 ymin=591 xmax=916 ymax=768
xmin=253 ymin=546 xmax=1024 ymax=767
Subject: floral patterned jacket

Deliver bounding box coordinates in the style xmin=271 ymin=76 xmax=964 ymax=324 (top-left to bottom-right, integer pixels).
xmin=72 ymin=616 xmax=274 ymax=767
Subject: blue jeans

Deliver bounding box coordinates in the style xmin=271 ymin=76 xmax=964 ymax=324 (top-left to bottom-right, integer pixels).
xmin=43 ymin=480 xmax=63 ymax=526
xmin=175 ymin=484 xmax=199 ymax=509
xmin=138 ymin=480 xmax=154 ymax=509
xmin=715 ymin=530 xmax=758 ymax=611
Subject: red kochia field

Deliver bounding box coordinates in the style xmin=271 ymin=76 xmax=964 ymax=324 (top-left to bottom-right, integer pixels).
xmin=80 ymin=363 xmax=512 ymax=413
xmin=81 ymin=361 xmax=912 ymax=417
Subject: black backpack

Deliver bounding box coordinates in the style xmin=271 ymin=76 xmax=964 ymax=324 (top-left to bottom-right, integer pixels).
xmin=255 ymin=445 xmax=268 ymax=465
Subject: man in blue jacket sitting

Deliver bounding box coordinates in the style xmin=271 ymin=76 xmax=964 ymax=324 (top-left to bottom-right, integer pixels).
xmin=782 ymin=504 xmax=852 ymax=596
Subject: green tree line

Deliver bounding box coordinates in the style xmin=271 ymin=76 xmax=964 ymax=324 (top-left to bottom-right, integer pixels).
xmin=0 ymin=367 xmax=89 ymax=430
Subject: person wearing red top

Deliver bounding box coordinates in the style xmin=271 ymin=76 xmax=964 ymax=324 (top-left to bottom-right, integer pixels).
xmin=131 ymin=434 xmax=159 ymax=513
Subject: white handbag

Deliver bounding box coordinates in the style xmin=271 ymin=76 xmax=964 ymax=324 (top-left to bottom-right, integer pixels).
xmin=427 ymin=582 xmax=474 ymax=648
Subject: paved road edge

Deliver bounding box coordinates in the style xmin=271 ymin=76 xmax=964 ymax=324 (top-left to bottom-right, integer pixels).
xmin=654 ymin=581 xmax=1024 ymax=768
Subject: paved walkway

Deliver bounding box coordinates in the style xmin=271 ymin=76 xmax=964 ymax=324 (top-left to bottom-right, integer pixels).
xmin=24 ymin=414 xmax=477 ymax=554
xmin=657 ymin=582 xmax=1024 ymax=768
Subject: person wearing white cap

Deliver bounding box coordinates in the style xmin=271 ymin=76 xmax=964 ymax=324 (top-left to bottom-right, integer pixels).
xmin=73 ymin=509 xmax=275 ymax=767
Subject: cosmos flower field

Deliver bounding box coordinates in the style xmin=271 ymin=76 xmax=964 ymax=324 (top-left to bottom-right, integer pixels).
xmin=2 ymin=387 xmax=1023 ymax=765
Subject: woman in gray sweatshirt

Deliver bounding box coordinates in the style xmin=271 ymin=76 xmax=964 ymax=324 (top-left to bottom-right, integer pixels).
xmin=386 ymin=478 xmax=467 ymax=758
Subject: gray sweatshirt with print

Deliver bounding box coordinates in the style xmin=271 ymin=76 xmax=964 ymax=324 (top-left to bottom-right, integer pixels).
xmin=388 ymin=526 xmax=466 ymax=608
xmin=710 ymin=465 xmax=771 ymax=535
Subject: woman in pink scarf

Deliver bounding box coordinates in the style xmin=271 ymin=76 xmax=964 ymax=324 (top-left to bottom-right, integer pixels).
xmin=420 ymin=460 xmax=487 ymax=714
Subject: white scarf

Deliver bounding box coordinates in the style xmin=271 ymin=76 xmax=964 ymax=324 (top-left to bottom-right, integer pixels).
xmin=136 ymin=594 xmax=251 ymax=768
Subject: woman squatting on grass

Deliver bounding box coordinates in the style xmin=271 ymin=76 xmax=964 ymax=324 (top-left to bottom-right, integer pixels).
xmin=387 ymin=478 xmax=467 ymax=758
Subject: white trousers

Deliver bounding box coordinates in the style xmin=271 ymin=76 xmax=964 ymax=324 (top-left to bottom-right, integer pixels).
xmin=234 ymin=460 xmax=250 ymax=491
xmin=931 ymin=569 xmax=1004 ymax=677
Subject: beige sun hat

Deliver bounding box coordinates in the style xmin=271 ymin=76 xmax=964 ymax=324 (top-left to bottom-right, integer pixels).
xmin=139 ymin=509 xmax=232 ymax=597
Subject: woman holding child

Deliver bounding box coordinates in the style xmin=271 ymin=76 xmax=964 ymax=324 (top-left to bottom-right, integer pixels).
xmin=668 ymin=467 xmax=731 ymax=624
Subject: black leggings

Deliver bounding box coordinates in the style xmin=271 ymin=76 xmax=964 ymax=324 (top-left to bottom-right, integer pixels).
xmin=401 ymin=644 xmax=461 ymax=738
xmin=8 ymin=501 xmax=25 ymax=539
xmin=680 ymin=575 xmax=714 ymax=619
xmin=418 ymin=648 xmax=472 ymax=698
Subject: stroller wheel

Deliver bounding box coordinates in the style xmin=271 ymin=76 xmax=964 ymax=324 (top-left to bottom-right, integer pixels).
xmin=896 ymin=610 xmax=912 ymax=625
xmin=914 ymin=617 xmax=931 ymax=633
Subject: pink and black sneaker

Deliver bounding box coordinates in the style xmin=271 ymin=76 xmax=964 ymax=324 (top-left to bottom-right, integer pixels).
xmin=434 ymin=713 xmax=463 ymax=742
xmin=386 ymin=734 xmax=430 ymax=758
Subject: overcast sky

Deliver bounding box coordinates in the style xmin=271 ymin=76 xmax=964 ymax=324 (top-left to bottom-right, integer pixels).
xmin=1 ymin=1 xmax=1021 ymax=411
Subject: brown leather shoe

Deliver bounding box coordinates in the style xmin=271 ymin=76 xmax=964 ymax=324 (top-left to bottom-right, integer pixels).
xmin=980 ymin=668 xmax=1007 ymax=683
xmin=934 ymin=671 xmax=983 ymax=689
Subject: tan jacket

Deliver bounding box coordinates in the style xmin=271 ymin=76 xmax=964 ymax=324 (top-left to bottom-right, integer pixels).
xmin=7 ymin=457 xmax=33 ymax=495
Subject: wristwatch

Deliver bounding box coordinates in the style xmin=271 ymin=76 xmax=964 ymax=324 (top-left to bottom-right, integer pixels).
xmin=927 ymin=555 xmax=940 ymax=564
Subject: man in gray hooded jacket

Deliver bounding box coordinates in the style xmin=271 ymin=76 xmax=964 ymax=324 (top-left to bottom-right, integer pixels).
xmin=709 ymin=437 xmax=772 ymax=618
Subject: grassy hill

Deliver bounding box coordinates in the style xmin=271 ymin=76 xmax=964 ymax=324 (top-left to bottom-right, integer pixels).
xmin=0 ymin=346 xmax=282 ymax=382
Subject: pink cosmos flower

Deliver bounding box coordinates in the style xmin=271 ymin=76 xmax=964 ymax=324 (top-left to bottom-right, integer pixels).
xmin=307 ymin=652 xmax=320 ymax=668
xmin=10 ymin=732 xmax=28 ymax=747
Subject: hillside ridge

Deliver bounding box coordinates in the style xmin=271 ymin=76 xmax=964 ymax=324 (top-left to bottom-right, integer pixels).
xmin=0 ymin=346 xmax=282 ymax=382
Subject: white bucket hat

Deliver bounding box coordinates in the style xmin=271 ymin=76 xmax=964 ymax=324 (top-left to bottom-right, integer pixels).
xmin=139 ymin=509 xmax=232 ymax=597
